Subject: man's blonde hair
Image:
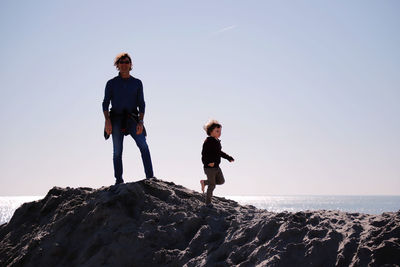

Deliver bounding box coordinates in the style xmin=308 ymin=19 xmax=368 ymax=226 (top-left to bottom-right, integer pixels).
xmin=114 ymin=52 xmax=133 ymax=70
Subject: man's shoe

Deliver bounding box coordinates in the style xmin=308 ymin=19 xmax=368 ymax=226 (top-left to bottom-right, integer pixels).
xmin=115 ymin=179 xmax=124 ymax=185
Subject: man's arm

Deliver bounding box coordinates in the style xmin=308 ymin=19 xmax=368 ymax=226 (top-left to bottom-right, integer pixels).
xmin=136 ymin=79 xmax=145 ymax=134
xmin=102 ymin=80 xmax=112 ymax=113
xmin=104 ymin=110 xmax=111 ymax=121
xmin=136 ymin=112 xmax=145 ymax=135
xmin=104 ymin=111 xmax=112 ymax=135
xmin=137 ymin=80 xmax=146 ymax=115
xmin=103 ymin=81 xmax=112 ymax=135
xmin=139 ymin=112 xmax=144 ymax=122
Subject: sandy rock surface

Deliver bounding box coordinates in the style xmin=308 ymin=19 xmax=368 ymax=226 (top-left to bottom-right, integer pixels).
xmin=0 ymin=178 xmax=399 ymax=266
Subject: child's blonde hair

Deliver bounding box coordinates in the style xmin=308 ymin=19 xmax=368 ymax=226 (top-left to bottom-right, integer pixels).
xmin=203 ymin=119 xmax=222 ymax=136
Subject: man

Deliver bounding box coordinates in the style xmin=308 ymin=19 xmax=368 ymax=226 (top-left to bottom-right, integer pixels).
xmin=102 ymin=52 xmax=154 ymax=184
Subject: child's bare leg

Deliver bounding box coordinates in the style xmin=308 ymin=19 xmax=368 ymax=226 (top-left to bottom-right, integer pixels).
xmin=200 ymin=180 xmax=205 ymax=193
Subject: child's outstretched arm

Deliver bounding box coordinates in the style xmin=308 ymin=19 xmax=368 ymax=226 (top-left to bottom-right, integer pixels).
xmin=221 ymin=151 xmax=234 ymax=162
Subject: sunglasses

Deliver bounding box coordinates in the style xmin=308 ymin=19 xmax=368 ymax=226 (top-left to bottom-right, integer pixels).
xmin=119 ymin=60 xmax=131 ymax=64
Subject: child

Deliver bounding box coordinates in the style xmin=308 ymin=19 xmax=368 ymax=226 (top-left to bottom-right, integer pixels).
xmin=200 ymin=120 xmax=234 ymax=206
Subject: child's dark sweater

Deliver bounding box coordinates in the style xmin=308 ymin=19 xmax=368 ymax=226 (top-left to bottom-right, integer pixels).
xmin=202 ymin=137 xmax=233 ymax=168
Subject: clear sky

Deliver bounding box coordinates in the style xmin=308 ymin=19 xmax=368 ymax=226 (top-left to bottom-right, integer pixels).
xmin=0 ymin=0 xmax=399 ymax=196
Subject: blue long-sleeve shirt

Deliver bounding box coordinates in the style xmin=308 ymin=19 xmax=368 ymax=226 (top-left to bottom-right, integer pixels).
xmin=102 ymin=74 xmax=146 ymax=114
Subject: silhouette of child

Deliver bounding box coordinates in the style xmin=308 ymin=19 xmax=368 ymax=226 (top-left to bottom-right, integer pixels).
xmin=200 ymin=120 xmax=234 ymax=206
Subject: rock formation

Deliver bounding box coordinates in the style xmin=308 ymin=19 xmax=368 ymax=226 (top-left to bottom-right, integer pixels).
xmin=1 ymin=179 xmax=399 ymax=266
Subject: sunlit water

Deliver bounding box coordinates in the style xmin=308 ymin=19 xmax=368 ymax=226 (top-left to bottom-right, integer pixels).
xmin=0 ymin=196 xmax=43 ymax=225
xmin=1 ymin=195 xmax=400 ymax=224
xmin=227 ymin=195 xmax=400 ymax=215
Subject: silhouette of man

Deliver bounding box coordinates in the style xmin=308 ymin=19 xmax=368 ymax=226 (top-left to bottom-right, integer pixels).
xmin=102 ymin=53 xmax=154 ymax=184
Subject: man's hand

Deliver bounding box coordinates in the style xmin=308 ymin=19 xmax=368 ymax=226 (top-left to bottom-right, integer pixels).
xmin=208 ymin=163 xmax=215 ymax=167
xmin=136 ymin=122 xmax=144 ymax=135
xmin=105 ymin=119 xmax=112 ymax=135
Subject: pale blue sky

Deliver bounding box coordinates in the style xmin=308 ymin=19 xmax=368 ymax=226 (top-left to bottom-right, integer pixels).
xmin=0 ymin=1 xmax=399 ymax=196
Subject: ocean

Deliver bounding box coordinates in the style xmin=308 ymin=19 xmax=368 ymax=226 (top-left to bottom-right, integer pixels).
xmin=1 ymin=195 xmax=399 ymax=225
xmin=228 ymin=195 xmax=400 ymax=215
xmin=0 ymin=196 xmax=43 ymax=225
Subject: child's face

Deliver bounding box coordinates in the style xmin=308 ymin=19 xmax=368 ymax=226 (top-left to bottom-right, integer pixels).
xmin=210 ymin=127 xmax=222 ymax=138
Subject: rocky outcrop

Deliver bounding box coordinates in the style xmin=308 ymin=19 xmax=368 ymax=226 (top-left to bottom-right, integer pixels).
xmin=0 ymin=179 xmax=399 ymax=266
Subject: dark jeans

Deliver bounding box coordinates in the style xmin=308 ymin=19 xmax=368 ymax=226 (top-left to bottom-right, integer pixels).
xmin=204 ymin=167 xmax=225 ymax=204
xmin=111 ymin=117 xmax=153 ymax=182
